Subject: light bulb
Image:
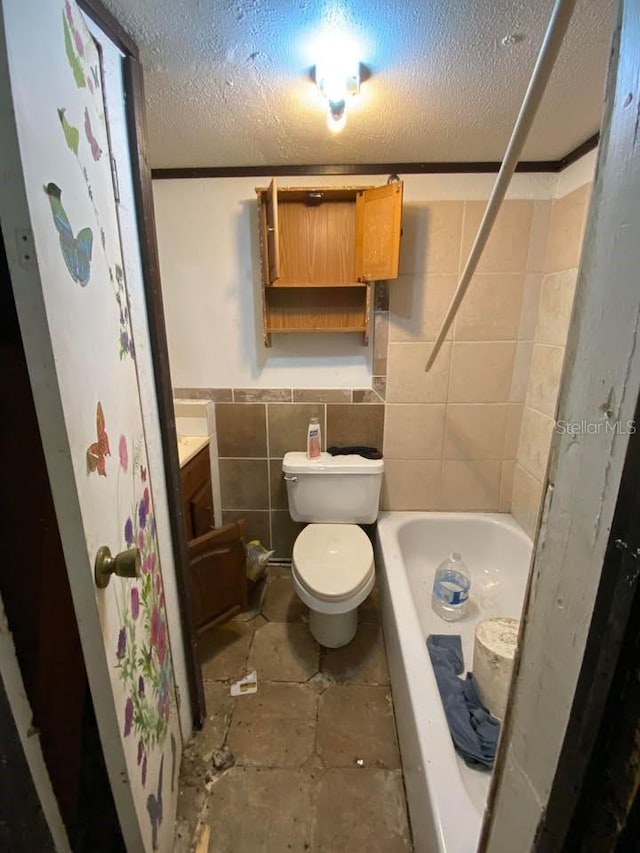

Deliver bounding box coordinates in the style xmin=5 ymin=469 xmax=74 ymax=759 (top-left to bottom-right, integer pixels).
xmin=327 ymin=109 xmax=347 ymax=133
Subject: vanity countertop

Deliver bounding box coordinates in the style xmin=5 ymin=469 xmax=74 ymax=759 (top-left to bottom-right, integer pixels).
xmin=177 ymin=435 xmax=210 ymax=468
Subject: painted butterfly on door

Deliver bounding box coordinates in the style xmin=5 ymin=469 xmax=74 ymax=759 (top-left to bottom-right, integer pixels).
xmin=84 ymin=107 xmax=102 ymax=161
xmin=44 ymin=182 xmax=93 ymax=286
xmin=86 ymin=401 xmax=110 ymax=476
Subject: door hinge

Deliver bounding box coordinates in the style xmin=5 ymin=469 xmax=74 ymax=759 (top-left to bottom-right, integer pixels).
xmin=15 ymin=228 xmax=36 ymax=271
xmin=110 ymin=156 xmax=120 ymax=204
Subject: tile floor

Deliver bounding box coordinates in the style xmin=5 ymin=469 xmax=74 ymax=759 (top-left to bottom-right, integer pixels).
xmin=175 ymin=566 xmax=413 ymax=852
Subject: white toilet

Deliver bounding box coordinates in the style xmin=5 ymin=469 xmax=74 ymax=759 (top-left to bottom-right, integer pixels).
xmin=282 ymin=451 xmax=384 ymax=648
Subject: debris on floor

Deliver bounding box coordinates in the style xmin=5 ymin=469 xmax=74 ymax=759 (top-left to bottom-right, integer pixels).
xmin=230 ymin=670 xmax=258 ymax=696
xmin=245 ymin=539 xmax=275 ymax=583
xmin=203 ymin=746 xmax=236 ymax=793
xmin=211 ymin=746 xmax=235 ymax=772
xmin=355 ymin=758 xmax=365 ymax=767
xmin=193 ymin=823 xmax=210 ymax=853
xmin=308 ymin=671 xmax=334 ymax=694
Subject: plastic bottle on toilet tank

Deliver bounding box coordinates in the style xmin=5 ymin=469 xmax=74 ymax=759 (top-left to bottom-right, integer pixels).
xmin=432 ymin=553 xmax=470 ymax=621
xmin=307 ymin=416 xmax=321 ymax=459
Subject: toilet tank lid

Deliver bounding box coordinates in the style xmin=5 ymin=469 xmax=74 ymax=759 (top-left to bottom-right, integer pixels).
xmin=283 ymin=451 xmax=384 ymax=475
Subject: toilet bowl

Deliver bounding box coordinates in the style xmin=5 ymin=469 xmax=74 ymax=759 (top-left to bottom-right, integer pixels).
xmin=292 ymin=523 xmax=375 ymax=647
xmin=282 ymin=451 xmax=384 ymax=648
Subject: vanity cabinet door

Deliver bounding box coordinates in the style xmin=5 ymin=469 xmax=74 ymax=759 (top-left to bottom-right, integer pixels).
xmin=355 ymin=181 xmax=404 ymax=282
xmin=180 ymin=445 xmax=214 ymax=539
xmin=190 ymin=480 xmax=214 ymax=539
xmin=188 ymin=520 xmax=248 ymax=632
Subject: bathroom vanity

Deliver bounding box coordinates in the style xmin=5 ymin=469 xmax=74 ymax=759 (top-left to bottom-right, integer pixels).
xmin=177 ymin=431 xmax=247 ymax=632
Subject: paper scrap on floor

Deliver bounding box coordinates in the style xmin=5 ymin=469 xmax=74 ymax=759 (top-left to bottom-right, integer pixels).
xmin=230 ymin=670 xmax=258 ymax=696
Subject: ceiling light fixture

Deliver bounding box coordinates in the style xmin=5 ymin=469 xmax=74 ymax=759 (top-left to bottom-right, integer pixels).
xmin=314 ymin=56 xmax=360 ymax=133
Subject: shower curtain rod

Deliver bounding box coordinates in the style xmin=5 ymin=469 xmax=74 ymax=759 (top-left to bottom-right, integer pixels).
xmin=424 ymin=0 xmax=578 ymax=372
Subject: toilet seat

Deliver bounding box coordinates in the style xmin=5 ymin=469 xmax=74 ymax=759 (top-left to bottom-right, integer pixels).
xmin=292 ymin=523 xmax=374 ymax=602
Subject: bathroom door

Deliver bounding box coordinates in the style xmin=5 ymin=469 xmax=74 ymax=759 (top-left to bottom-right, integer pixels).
xmin=0 ymin=0 xmax=181 ymax=849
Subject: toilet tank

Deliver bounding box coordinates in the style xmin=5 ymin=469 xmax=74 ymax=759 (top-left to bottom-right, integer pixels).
xmin=282 ymin=452 xmax=384 ymax=524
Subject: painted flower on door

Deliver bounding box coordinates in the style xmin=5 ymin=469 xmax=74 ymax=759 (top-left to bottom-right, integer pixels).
xmin=115 ymin=440 xmax=174 ymax=786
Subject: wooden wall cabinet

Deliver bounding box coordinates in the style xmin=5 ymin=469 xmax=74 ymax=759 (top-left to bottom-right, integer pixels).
xmin=256 ymin=179 xmax=403 ymax=346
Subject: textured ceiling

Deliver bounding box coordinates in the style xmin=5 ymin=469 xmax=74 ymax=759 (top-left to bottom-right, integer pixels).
xmin=101 ymin=0 xmax=614 ymax=169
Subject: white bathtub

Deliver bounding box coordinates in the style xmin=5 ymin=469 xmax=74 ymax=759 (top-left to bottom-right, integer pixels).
xmin=375 ymin=512 xmax=532 ymax=853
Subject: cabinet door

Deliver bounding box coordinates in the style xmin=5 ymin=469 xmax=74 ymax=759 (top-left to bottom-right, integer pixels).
xmin=354 ymin=181 xmax=403 ymax=281
xmin=261 ymin=177 xmax=281 ymax=284
xmin=190 ymin=480 xmax=214 ymax=538
xmin=188 ymin=521 xmax=248 ymax=632
xmin=180 ymin=445 xmax=212 ymax=540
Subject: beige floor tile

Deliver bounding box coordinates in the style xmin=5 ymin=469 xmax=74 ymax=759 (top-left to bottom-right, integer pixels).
xmin=312 ymin=768 xmax=412 ymax=852
xmin=261 ymin=576 xmax=307 ymax=622
xmin=198 ymin=617 xmax=265 ymax=681
xmin=227 ymin=682 xmax=318 ymax=768
xmin=321 ymin=624 xmax=390 ymax=685
xmin=317 ymin=684 xmax=400 ymax=770
xmin=180 ymin=577 xmax=412 ymax=852
xmin=203 ymin=767 xmax=314 ymax=852
xmin=248 ymin=621 xmax=320 ymax=682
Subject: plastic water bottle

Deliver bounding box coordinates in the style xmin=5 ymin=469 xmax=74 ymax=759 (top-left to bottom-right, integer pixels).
xmin=431 ymin=553 xmax=470 ymax=621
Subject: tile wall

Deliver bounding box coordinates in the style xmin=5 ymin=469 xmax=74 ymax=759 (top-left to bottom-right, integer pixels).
xmin=382 ymin=198 xmax=545 ymax=512
xmin=175 ymin=185 xmax=592 ymax=555
xmin=173 ymin=390 xmax=386 ymax=558
xmin=510 ymin=184 xmax=592 ymax=537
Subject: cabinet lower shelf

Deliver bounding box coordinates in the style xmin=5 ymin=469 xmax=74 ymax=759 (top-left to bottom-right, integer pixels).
xmin=266 ymin=325 xmax=369 ymax=334
xmin=263 ymin=284 xmax=371 ymax=346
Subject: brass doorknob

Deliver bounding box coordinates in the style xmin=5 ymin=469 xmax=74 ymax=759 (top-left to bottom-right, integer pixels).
xmin=94 ymin=546 xmax=141 ymax=589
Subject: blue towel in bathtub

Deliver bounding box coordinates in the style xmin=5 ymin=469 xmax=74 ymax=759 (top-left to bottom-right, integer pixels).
xmin=426 ymin=634 xmax=500 ymax=769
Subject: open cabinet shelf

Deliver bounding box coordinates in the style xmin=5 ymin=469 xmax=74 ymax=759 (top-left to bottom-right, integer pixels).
xmin=256 ymin=179 xmax=403 ymax=346
xmin=264 ymin=284 xmax=371 ymax=341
